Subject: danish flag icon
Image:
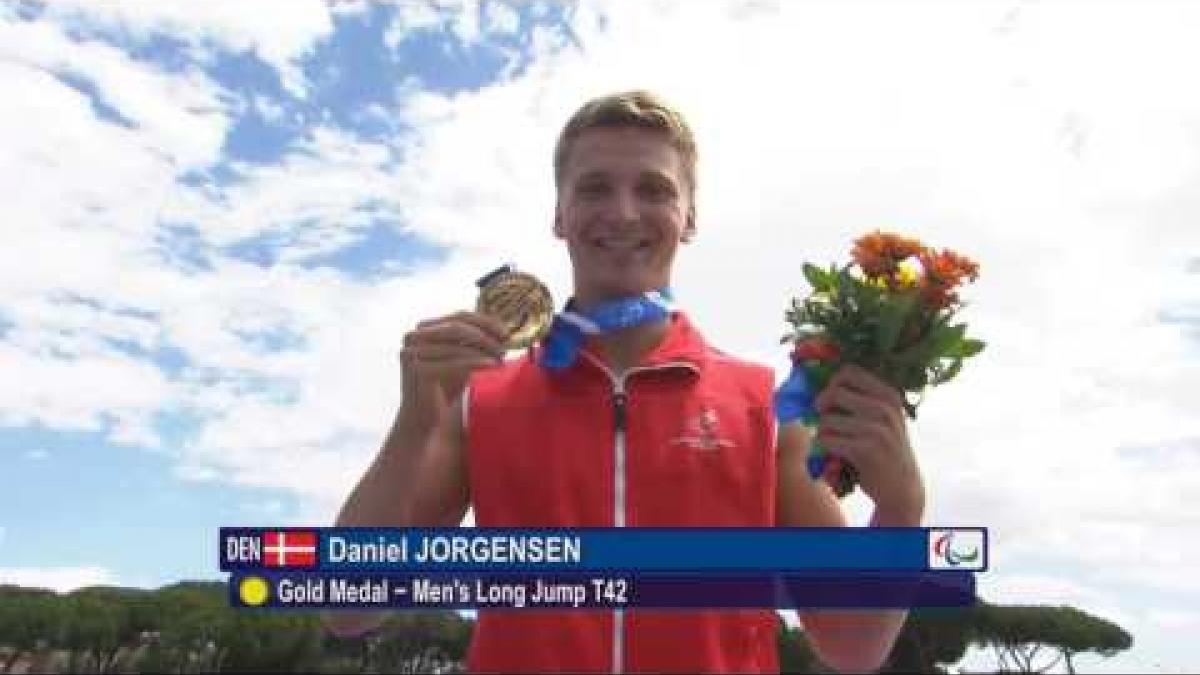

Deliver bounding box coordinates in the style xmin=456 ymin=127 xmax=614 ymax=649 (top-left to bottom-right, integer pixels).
xmin=262 ymin=531 xmax=317 ymax=567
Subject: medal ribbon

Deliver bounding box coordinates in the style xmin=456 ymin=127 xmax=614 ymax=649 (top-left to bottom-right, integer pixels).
xmin=538 ymin=289 xmax=675 ymax=371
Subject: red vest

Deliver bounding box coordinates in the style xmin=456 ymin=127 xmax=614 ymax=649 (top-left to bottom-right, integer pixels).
xmin=465 ymin=313 xmax=780 ymax=673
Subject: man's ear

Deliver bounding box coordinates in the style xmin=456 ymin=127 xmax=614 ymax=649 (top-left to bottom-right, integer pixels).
xmin=553 ymin=211 xmax=565 ymax=239
xmin=681 ymin=207 xmax=697 ymax=243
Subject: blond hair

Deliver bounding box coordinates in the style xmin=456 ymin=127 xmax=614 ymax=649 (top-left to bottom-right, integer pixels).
xmin=553 ymin=90 xmax=698 ymax=210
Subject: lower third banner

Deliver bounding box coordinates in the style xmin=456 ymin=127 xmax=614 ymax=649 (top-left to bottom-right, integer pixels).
xmin=230 ymin=571 xmax=975 ymax=610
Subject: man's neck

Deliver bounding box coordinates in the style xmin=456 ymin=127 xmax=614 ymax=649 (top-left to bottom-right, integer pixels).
xmin=590 ymin=318 xmax=670 ymax=376
xmin=570 ymin=286 xmax=673 ymax=375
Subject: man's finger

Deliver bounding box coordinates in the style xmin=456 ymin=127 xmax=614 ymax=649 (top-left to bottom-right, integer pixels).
xmin=817 ymin=413 xmax=860 ymax=434
xmin=412 ymin=355 xmax=504 ymax=375
xmin=818 ymin=414 xmax=889 ymax=445
xmin=448 ymin=310 xmax=512 ymax=344
xmin=405 ymin=341 xmax=504 ymax=361
xmin=409 ymin=321 xmax=506 ymax=358
xmin=834 ymin=365 xmax=905 ymax=408
xmin=816 ymin=386 xmax=897 ymax=425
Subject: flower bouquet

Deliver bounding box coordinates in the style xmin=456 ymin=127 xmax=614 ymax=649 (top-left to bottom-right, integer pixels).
xmin=775 ymin=231 xmax=985 ymax=497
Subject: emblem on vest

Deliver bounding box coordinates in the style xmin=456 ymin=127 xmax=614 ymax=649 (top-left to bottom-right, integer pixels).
xmin=672 ymin=408 xmax=735 ymax=451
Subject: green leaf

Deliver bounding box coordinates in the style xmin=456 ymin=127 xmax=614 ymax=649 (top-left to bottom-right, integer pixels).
xmin=902 ymin=362 xmax=926 ymax=389
xmin=803 ymin=263 xmax=827 ymax=292
xmin=894 ymin=321 xmax=960 ymax=368
xmin=932 ymin=357 xmax=964 ymax=385
xmin=928 ymin=323 xmax=967 ymax=359
xmin=959 ymin=338 xmax=986 ymax=357
xmin=876 ymin=293 xmax=918 ymax=355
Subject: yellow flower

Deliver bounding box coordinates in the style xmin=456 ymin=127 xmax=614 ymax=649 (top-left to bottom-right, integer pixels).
xmin=895 ymin=260 xmax=921 ymax=288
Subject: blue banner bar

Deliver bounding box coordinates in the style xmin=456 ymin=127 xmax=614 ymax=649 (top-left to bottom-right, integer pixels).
xmin=220 ymin=527 xmax=988 ymax=573
xmin=229 ymin=571 xmax=976 ymax=610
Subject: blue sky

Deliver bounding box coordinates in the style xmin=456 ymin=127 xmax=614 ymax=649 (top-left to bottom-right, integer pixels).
xmin=2 ymin=1 xmax=1198 ymax=672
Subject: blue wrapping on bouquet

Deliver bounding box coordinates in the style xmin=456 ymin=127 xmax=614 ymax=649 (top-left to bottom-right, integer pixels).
xmin=773 ymin=361 xmax=834 ymax=480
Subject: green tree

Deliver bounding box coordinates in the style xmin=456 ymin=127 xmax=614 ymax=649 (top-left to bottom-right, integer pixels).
xmin=218 ymin=612 xmax=323 ymax=673
xmin=1035 ymin=605 xmax=1131 ymax=674
xmin=60 ymin=588 xmax=132 ymax=673
xmin=148 ymin=581 xmax=231 ymax=672
xmin=373 ymin=611 xmax=472 ymax=673
xmin=319 ymin=629 xmax=375 ymax=673
xmin=970 ymin=604 xmax=1133 ymax=673
xmin=0 ymin=587 xmax=62 ymax=673
xmin=882 ymin=607 xmax=975 ymax=673
xmin=69 ymin=586 xmax=168 ymax=672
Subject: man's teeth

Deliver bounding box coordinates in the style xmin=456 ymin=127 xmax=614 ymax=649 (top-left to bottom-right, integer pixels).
xmin=595 ymin=238 xmax=650 ymax=250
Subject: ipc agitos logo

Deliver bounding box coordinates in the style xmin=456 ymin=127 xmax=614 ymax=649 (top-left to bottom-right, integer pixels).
xmin=928 ymin=529 xmax=986 ymax=570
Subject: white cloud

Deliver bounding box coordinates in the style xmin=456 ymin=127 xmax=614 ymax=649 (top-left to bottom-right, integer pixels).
xmin=0 ymin=19 xmax=229 ymax=169
xmin=385 ymin=0 xmax=536 ymax=54
xmin=0 ymin=566 xmax=117 ymax=593
xmin=166 ymin=127 xmax=397 ymax=251
xmin=385 ymin=2 xmax=443 ymax=49
xmin=447 ymin=0 xmax=481 ymax=45
xmin=483 ymin=1 xmax=520 ymax=36
xmin=0 ymin=339 xmax=169 ymax=442
xmin=41 ymin=0 xmax=335 ymax=97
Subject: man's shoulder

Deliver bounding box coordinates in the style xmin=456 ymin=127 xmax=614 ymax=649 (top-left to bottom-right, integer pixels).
xmin=701 ymin=345 xmax=772 ymax=376
xmin=703 ymin=346 xmax=770 ymax=370
xmin=697 ymin=346 xmax=776 ymax=403
xmin=676 ymin=314 xmax=773 ymax=377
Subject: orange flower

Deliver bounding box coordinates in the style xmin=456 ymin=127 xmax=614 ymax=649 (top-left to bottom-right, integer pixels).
xmin=852 ymin=231 xmax=926 ymax=279
xmin=921 ymin=248 xmax=979 ymax=283
xmin=919 ymin=248 xmax=980 ymax=308
xmin=792 ymin=338 xmax=841 ymax=362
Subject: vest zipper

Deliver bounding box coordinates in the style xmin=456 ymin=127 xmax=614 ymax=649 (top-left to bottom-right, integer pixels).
xmin=612 ymin=384 xmax=628 ymax=675
xmin=612 ymin=391 xmax=628 ymax=433
xmin=579 ymin=353 xmax=698 ymax=675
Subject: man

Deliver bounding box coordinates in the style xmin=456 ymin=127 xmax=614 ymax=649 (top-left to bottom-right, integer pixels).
xmin=326 ymin=90 xmax=925 ymax=673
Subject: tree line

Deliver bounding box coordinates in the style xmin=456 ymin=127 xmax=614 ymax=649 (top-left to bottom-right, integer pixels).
xmin=0 ymin=582 xmax=1130 ymax=673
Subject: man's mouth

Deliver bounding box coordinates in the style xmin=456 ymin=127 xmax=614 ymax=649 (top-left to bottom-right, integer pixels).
xmin=591 ymin=236 xmax=654 ymax=252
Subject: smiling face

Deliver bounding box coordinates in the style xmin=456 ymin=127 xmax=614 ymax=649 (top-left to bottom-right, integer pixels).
xmin=554 ymin=126 xmax=695 ymax=307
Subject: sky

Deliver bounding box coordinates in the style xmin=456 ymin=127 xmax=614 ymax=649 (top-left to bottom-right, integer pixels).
xmin=0 ymin=0 xmax=1197 ymax=671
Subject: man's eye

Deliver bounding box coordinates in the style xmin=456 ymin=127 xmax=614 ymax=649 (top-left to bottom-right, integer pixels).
xmin=639 ymin=183 xmax=674 ymax=200
xmin=578 ymin=183 xmax=608 ymax=196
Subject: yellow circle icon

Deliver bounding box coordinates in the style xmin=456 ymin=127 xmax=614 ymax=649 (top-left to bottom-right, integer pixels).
xmin=239 ymin=576 xmax=270 ymax=606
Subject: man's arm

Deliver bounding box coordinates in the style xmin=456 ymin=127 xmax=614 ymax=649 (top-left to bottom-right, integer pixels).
xmin=336 ymin=396 xmax=470 ymax=529
xmin=776 ymin=421 xmax=922 ymax=673
xmin=323 ymin=310 xmax=507 ymax=639
xmin=322 ymin=396 xmax=470 ymax=638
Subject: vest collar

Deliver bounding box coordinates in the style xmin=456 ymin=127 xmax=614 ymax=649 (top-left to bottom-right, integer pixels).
xmin=572 ymin=310 xmax=708 ymax=373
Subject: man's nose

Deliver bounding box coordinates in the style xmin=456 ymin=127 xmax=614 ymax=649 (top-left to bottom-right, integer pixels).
xmin=612 ymin=187 xmax=640 ymax=222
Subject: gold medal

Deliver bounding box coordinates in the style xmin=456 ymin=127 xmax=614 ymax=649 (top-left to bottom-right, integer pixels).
xmin=475 ymin=265 xmax=555 ymax=350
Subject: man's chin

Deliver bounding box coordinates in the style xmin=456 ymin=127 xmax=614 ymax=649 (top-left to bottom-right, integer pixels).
xmin=577 ymin=280 xmax=663 ymax=302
